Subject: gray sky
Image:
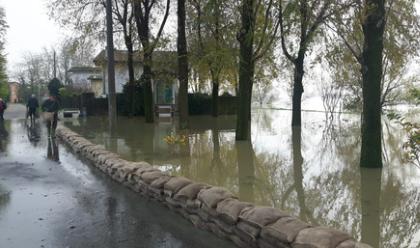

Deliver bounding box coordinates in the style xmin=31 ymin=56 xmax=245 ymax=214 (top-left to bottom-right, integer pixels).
xmin=1 ymin=0 xmax=65 ymax=75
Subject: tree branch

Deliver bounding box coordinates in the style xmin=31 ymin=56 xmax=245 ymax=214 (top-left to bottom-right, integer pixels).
xmin=150 ymin=0 xmax=170 ymax=52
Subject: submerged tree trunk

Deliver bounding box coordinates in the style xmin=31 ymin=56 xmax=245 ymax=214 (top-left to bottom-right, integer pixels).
xmin=360 ymin=0 xmax=385 ymax=168
xmin=292 ymin=56 xmax=304 ymax=127
xmin=236 ymin=140 xmax=255 ymax=202
xmin=292 ymin=127 xmax=304 ymax=217
xmin=360 ymin=168 xmax=382 ymax=248
xmin=178 ymin=0 xmax=189 ymax=128
xmin=211 ymin=71 xmax=219 ymax=117
xmin=235 ymin=0 xmax=255 ymax=141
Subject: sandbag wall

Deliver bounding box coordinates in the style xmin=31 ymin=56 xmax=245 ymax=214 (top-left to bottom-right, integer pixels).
xmin=56 ymin=126 xmax=371 ymax=248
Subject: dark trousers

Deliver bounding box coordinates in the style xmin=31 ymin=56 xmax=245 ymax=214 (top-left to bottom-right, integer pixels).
xmin=0 ymin=111 xmax=3 ymax=120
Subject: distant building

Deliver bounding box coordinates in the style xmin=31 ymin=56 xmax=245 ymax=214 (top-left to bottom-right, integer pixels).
xmin=88 ymin=75 xmax=104 ymax=98
xmin=8 ymin=82 xmax=19 ymax=103
xmin=93 ymin=49 xmax=179 ymax=106
xmin=67 ymin=66 xmax=102 ymax=92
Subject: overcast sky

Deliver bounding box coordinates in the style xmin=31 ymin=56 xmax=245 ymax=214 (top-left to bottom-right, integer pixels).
xmin=1 ymin=0 xmax=65 ymax=75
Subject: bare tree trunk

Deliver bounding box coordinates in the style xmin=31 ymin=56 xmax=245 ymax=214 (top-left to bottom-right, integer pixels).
xmin=125 ymin=38 xmax=136 ymax=115
xmin=106 ymin=0 xmax=117 ymax=125
xmin=134 ymin=1 xmax=154 ymax=123
xmin=235 ymin=0 xmax=255 ymax=141
xmin=178 ymin=0 xmax=189 ymax=128
xmin=143 ymin=50 xmax=154 ymax=123
xmin=292 ymin=56 xmax=304 ymax=127
xmin=133 ymin=0 xmax=170 ymax=123
xmin=360 ymin=0 xmax=385 ymax=168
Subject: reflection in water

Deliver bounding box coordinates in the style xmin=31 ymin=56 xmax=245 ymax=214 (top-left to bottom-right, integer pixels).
xmin=65 ymin=110 xmax=420 ymax=247
xmin=0 ymin=184 xmax=10 ymax=214
xmin=236 ymin=140 xmax=255 ymax=203
xmin=26 ymin=122 xmax=41 ymax=147
xmin=291 ymin=127 xmax=316 ymax=224
xmin=360 ymin=168 xmax=381 ymax=248
xmin=0 ymin=120 xmax=9 ymax=152
xmin=106 ymin=196 xmax=118 ymax=247
xmin=47 ymin=137 xmax=60 ymax=162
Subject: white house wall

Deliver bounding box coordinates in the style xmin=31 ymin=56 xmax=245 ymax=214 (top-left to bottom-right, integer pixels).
xmin=69 ymin=71 xmax=93 ymax=89
xmin=103 ymin=63 xmax=143 ymax=94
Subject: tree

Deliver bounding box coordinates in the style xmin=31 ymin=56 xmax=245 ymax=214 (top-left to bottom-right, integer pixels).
xmin=48 ymin=78 xmax=62 ymax=97
xmin=325 ymin=0 xmax=420 ymax=110
xmin=279 ymin=0 xmax=350 ymax=127
xmin=360 ymin=0 xmax=386 ymax=168
xmin=236 ymin=0 xmax=255 ymax=140
xmin=106 ymin=0 xmax=117 ymax=124
xmin=132 ymin=0 xmax=171 ymax=123
xmin=236 ymin=0 xmax=280 ymax=140
xmin=178 ymin=0 xmax=189 ymax=128
xmin=112 ymin=0 xmax=137 ymax=115
xmin=48 ymin=0 xmax=106 ymax=46
xmin=0 ymin=7 xmax=7 ymax=100
xmin=189 ymin=0 xmax=239 ymax=117
xmin=327 ymin=0 xmax=406 ymax=167
xmin=49 ymin=0 xmax=138 ymax=114
xmin=15 ymin=53 xmax=49 ymax=100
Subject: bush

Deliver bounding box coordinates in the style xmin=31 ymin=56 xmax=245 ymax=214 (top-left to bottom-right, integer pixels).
xmin=188 ymin=93 xmax=212 ymax=115
xmin=0 ymin=82 xmax=9 ymax=101
xmin=48 ymin=78 xmax=62 ymax=96
xmin=121 ymin=80 xmax=144 ymax=116
xmin=188 ymin=93 xmax=237 ymax=115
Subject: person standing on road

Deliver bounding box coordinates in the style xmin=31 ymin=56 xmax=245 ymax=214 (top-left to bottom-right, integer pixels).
xmin=0 ymin=97 xmax=7 ymax=120
xmin=26 ymin=94 xmax=39 ymax=124
xmin=42 ymin=94 xmax=59 ymax=137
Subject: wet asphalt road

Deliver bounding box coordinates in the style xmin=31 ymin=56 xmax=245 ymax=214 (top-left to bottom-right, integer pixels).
xmin=0 ymin=105 xmax=235 ymax=248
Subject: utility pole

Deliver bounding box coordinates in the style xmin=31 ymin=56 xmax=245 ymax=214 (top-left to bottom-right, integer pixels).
xmin=106 ymin=0 xmax=117 ymax=125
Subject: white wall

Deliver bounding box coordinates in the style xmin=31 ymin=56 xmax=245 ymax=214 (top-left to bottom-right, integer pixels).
xmin=68 ymin=71 xmax=93 ymax=90
xmin=103 ymin=63 xmax=143 ymax=94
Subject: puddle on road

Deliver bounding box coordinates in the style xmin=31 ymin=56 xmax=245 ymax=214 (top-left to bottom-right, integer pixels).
xmin=65 ymin=109 xmax=420 ymax=248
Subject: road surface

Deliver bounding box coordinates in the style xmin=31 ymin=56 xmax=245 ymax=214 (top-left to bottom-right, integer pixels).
xmin=0 ymin=104 xmax=234 ymax=248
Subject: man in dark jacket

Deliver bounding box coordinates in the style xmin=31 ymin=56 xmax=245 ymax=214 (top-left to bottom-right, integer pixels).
xmin=27 ymin=94 xmax=39 ymax=124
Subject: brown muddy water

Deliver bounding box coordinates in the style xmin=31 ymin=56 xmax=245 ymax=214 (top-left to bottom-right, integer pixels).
xmin=65 ymin=109 xmax=420 ymax=248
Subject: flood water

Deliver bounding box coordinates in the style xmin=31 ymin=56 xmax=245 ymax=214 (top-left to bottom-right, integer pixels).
xmin=65 ymin=108 xmax=420 ymax=248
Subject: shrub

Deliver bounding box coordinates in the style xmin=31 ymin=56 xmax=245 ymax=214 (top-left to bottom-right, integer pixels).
xmin=48 ymin=78 xmax=62 ymax=96
xmin=188 ymin=93 xmax=237 ymax=115
xmin=121 ymin=80 xmax=144 ymax=116
xmin=0 ymin=82 xmax=9 ymax=101
xmin=188 ymin=93 xmax=212 ymax=115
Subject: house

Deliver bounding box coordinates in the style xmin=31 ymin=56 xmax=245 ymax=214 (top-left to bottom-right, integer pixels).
xmin=67 ymin=66 xmax=102 ymax=94
xmin=88 ymin=75 xmax=104 ymax=98
xmin=93 ymin=50 xmax=179 ymax=107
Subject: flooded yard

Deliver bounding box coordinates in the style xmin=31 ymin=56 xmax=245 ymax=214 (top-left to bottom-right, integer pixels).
xmin=65 ymin=109 xmax=420 ymax=248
